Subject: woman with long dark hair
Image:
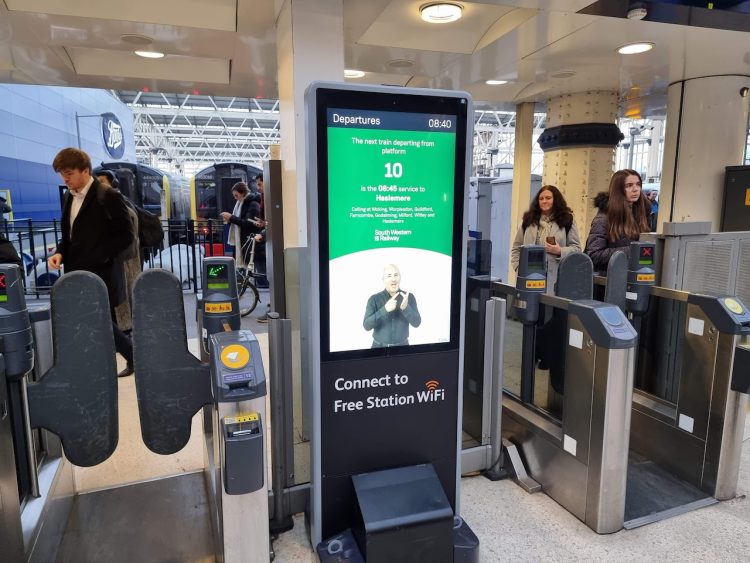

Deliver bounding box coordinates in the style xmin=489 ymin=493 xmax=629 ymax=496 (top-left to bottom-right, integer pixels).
xmin=511 ymin=184 xmax=581 ymax=293
xmin=585 ymin=169 xmax=651 ymax=272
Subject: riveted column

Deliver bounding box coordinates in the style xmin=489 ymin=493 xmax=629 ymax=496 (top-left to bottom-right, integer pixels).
xmin=507 ymin=102 xmax=535 ymax=284
xmin=540 ymin=92 xmax=622 ymax=239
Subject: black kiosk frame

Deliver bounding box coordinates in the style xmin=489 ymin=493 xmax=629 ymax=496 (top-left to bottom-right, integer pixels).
xmin=305 ymin=82 xmax=475 ymax=558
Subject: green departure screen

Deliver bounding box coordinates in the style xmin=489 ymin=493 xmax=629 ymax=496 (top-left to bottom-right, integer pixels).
xmin=325 ymin=108 xmax=458 ymax=353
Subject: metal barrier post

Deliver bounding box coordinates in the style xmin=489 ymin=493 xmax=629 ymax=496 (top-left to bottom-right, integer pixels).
xmin=483 ymin=297 xmax=507 ymax=480
xmin=268 ymin=313 xmax=295 ymax=533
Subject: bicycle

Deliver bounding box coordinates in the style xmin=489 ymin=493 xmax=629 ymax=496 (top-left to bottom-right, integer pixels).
xmin=236 ymin=236 xmax=262 ymax=317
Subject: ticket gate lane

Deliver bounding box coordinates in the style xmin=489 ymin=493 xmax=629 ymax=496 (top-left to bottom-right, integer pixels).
xmin=132 ymin=259 xmax=271 ymax=563
xmin=0 ymin=266 xmax=120 ymax=561
xmin=495 ymin=248 xmax=639 ymax=534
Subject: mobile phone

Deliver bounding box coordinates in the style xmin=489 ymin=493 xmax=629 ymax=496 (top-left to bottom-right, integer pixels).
xmin=546 ymin=236 xmax=555 ymax=244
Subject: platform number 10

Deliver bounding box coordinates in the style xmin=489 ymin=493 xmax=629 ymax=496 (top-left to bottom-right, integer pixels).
xmin=384 ymin=162 xmax=403 ymax=178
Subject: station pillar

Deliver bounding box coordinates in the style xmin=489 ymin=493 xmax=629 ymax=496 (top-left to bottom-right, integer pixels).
xmin=276 ymin=0 xmax=344 ymax=247
xmin=539 ymin=91 xmax=623 ymax=239
xmin=658 ymin=76 xmax=750 ymax=231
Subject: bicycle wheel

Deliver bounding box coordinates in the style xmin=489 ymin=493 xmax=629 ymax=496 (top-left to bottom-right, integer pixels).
xmin=238 ymin=275 xmax=260 ymax=317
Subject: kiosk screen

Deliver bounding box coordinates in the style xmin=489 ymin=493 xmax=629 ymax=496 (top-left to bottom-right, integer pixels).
xmin=316 ymin=90 xmax=468 ymax=357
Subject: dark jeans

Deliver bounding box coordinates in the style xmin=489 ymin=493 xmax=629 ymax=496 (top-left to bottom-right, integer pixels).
xmin=111 ymin=309 xmax=133 ymax=367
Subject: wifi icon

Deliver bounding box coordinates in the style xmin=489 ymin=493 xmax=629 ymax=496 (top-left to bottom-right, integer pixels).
xmin=425 ymin=380 xmax=440 ymax=391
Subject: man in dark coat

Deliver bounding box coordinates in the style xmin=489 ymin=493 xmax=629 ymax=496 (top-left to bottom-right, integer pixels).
xmin=47 ymin=148 xmax=136 ymax=377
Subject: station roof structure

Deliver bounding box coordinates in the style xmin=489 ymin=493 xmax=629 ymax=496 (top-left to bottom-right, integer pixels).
xmin=112 ymin=91 xmax=548 ymax=174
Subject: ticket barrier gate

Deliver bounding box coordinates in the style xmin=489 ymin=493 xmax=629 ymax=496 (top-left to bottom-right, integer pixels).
xmin=496 ymin=245 xmax=750 ymax=532
xmin=494 ymin=248 xmax=640 ymax=533
xmin=0 ymin=266 xmax=119 ymax=561
xmin=132 ymin=256 xmax=270 ymax=563
xmin=594 ymin=242 xmax=750 ymax=526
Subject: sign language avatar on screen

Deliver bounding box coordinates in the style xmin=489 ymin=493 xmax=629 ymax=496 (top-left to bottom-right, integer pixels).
xmin=363 ymin=264 xmax=421 ymax=348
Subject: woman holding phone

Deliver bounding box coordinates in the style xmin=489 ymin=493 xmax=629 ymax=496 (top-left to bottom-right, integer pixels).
xmin=511 ymin=184 xmax=581 ymax=294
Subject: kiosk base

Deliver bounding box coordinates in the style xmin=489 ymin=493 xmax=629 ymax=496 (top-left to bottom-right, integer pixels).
xmin=317 ymin=464 xmax=480 ymax=563
xmin=317 ymin=520 xmax=480 ymax=563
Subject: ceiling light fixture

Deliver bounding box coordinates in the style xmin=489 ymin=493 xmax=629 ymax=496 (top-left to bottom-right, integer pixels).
xmin=344 ymin=69 xmax=365 ymax=78
xmin=486 ymin=79 xmax=508 ymax=85
xmin=135 ymin=50 xmax=165 ymax=59
xmin=420 ymin=3 xmax=463 ymax=24
xmin=617 ymin=42 xmax=654 ymax=55
xmin=121 ymin=34 xmax=153 ymax=46
xmin=551 ymin=70 xmax=576 ymax=79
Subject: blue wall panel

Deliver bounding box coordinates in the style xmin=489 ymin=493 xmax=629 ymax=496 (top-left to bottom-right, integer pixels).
xmin=0 ymin=85 xmax=136 ymax=220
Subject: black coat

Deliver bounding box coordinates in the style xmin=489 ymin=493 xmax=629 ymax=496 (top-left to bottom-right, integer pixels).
xmin=584 ymin=192 xmax=640 ymax=272
xmin=57 ymin=178 xmax=135 ymax=307
xmin=228 ymin=195 xmax=263 ymax=261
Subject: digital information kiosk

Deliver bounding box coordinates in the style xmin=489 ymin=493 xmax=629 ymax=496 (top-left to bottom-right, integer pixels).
xmin=305 ymin=82 xmax=478 ymax=561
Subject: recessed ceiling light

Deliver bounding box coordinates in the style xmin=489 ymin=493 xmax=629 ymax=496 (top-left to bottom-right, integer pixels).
xmin=344 ymin=69 xmax=365 ymax=78
xmin=486 ymin=79 xmax=508 ymax=86
xmin=617 ymin=42 xmax=654 ymax=55
xmin=135 ymin=50 xmax=165 ymax=59
xmin=121 ymin=34 xmax=153 ymax=46
xmin=420 ymin=3 xmax=463 ymax=24
xmin=387 ymin=59 xmax=415 ymax=70
xmin=551 ymin=70 xmax=576 ymax=79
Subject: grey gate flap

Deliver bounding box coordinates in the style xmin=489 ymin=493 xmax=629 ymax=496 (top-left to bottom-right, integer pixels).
xmin=604 ymin=250 xmax=628 ymax=312
xmin=556 ymin=252 xmax=593 ymax=300
xmin=132 ymin=269 xmax=211 ymax=455
xmin=27 ymin=271 xmax=118 ymax=467
xmin=542 ymin=253 xmax=593 ymax=394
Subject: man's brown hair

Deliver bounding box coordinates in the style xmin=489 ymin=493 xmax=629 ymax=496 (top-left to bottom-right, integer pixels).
xmin=52 ymin=148 xmax=92 ymax=173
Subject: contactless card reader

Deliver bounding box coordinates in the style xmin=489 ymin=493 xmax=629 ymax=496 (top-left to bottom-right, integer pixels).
xmin=687 ymin=294 xmax=750 ymax=394
xmin=568 ymin=300 xmax=638 ymax=348
xmin=626 ymin=242 xmax=656 ymax=315
xmin=514 ymin=245 xmax=547 ymax=324
xmin=0 ymin=265 xmax=34 ymax=379
xmin=210 ymin=330 xmax=267 ymax=495
xmin=199 ymin=257 xmax=240 ymax=357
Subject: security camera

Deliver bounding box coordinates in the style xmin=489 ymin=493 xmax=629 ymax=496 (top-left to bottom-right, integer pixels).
xmin=627 ymin=1 xmax=648 ymax=20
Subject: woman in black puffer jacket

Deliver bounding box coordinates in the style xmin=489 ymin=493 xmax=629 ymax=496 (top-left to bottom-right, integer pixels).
xmin=585 ymin=169 xmax=652 ymax=272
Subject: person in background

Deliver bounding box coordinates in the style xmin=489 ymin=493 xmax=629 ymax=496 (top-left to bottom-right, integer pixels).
xmin=96 ymin=169 xmax=141 ymax=335
xmin=48 ymin=148 xmax=136 ymax=378
xmin=585 ymin=169 xmax=651 ymax=273
xmin=511 ymin=185 xmax=581 ymax=294
xmin=252 ymin=173 xmax=268 ymax=289
xmin=220 ymin=181 xmax=262 ymax=268
xmin=0 ymin=234 xmax=22 ymax=268
xmin=646 ymin=189 xmax=659 ymax=231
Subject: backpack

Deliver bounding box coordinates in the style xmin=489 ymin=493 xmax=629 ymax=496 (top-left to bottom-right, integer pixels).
xmin=133 ymin=205 xmax=164 ymax=248
xmin=91 ymin=183 xmax=163 ymax=249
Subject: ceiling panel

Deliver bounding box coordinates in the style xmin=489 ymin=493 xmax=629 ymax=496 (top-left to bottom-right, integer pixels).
xmin=66 ymin=47 xmax=230 ymax=84
xmin=357 ymin=0 xmax=519 ymax=55
xmin=5 ymin=0 xmax=237 ymax=32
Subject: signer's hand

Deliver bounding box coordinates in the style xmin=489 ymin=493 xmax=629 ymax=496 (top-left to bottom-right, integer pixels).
xmin=384 ymin=294 xmax=398 ymax=312
xmin=399 ymin=291 xmax=409 ymax=310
